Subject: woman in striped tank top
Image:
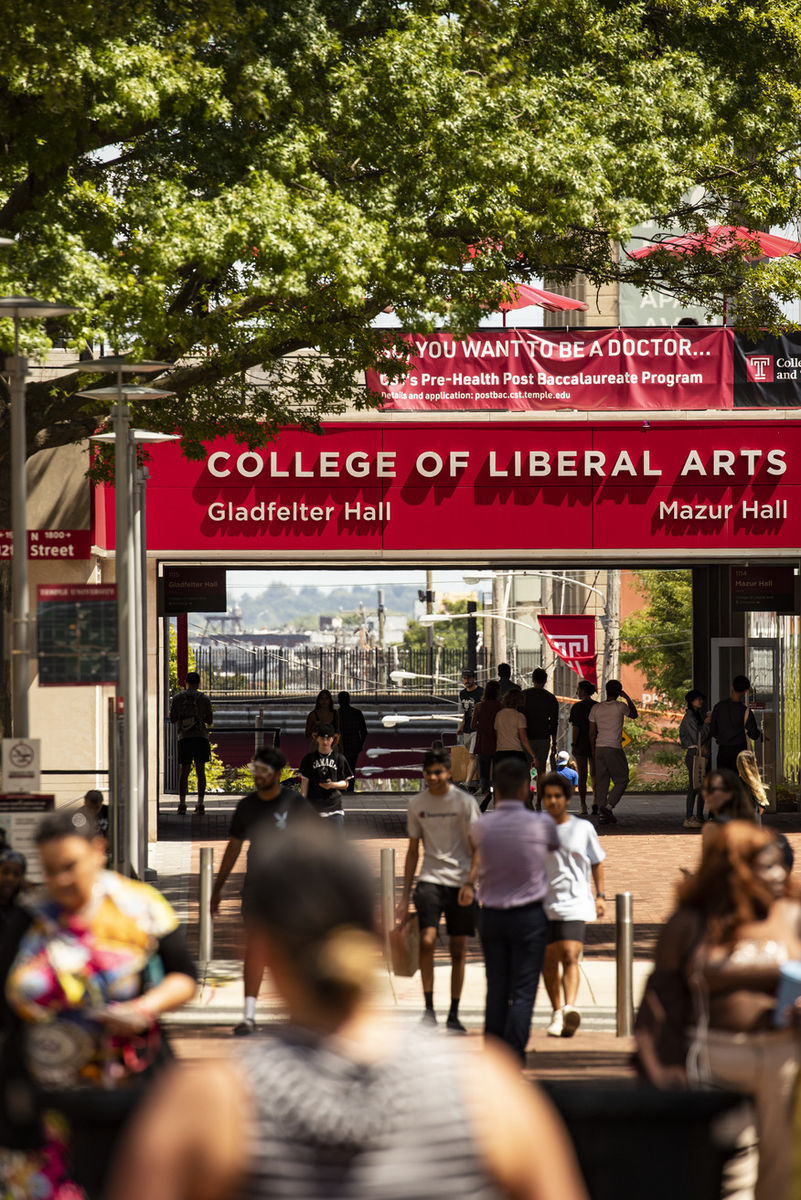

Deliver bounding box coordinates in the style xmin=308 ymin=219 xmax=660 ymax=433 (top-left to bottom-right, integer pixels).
xmin=109 ymin=828 xmax=587 ymax=1200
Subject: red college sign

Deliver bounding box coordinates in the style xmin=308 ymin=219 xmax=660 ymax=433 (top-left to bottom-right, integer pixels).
xmin=92 ymin=419 xmax=801 ymax=558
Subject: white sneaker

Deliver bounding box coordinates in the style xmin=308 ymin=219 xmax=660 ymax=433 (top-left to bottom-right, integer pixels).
xmin=561 ymin=1006 xmax=581 ymax=1038
xmin=546 ymin=1010 xmax=563 ymax=1037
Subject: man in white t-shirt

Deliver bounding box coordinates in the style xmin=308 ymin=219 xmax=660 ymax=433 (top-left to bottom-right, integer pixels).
xmin=588 ymin=679 xmax=638 ymax=824
xmin=396 ymin=749 xmax=480 ymax=1032
xmin=541 ymin=772 xmax=606 ymax=1038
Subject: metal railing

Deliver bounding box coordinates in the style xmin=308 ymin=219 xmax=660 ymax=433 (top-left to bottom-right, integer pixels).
xmin=192 ymin=645 xmax=544 ymax=698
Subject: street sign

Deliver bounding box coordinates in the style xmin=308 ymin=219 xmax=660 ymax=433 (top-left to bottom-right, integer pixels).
xmin=37 ymin=584 xmax=118 ymax=685
xmin=158 ymin=566 xmax=227 ymax=614
xmin=0 ymin=530 xmax=92 ymax=559
xmin=0 ymin=794 xmax=54 ymax=881
xmin=732 ymin=565 xmax=796 ymax=613
xmin=1 ymin=738 xmax=41 ymax=793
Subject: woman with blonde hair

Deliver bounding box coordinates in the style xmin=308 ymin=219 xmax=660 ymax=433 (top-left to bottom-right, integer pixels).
xmin=110 ymin=827 xmax=588 ymax=1200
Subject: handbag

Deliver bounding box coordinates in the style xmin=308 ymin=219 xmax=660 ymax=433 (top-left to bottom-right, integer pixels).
xmin=692 ymin=734 xmax=706 ymax=790
xmin=389 ymin=917 xmax=420 ymax=977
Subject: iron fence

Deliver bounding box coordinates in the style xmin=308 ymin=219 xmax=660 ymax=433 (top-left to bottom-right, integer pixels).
xmin=192 ymin=644 xmax=544 ymax=698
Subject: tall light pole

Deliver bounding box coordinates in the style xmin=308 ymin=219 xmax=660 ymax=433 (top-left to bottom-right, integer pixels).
xmin=74 ymin=360 xmax=173 ymax=877
xmin=91 ymin=425 xmax=178 ymax=873
xmin=0 ymin=295 xmax=79 ymax=737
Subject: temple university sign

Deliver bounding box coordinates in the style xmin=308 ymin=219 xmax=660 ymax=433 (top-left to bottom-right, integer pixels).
xmin=92 ymin=417 xmax=801 ymax=560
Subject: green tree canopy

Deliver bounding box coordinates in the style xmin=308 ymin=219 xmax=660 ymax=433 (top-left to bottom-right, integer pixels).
xmin=403 ymin=598 xmax=470 ymax=653
xmin=4 ymin=0 xmax=801 ymax=515
xmin=620 ymin=570 xmax=693 ymax=706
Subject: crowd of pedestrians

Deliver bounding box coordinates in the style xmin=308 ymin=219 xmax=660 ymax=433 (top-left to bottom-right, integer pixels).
xmin=396 ymin=746 xmax=607 ymax=1059
xmin=0 ymin=666 xmax=779 ymax=1198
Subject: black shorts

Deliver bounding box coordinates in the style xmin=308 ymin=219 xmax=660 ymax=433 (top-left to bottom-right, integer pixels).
xmin=178 ymin=736 xmax=211 ymax=765
xmin=413 ymin=881 xmax=475 ymax=937
xmin=547 ymin=919 xmax=586 ymax=945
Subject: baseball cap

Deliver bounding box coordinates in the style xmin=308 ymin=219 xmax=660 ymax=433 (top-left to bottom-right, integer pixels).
xmin=315 ymin=723 xmax=335 ymax=738
xmin=556 ymin=750 xmax=570 ymax=766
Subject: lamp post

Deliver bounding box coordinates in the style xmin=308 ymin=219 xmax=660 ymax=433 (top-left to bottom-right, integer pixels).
xmin=74 ymin=359 xmax=173 ymax=877
xmin=91 ymin=424 xmax=178 ymax=874
xmin=0 ymin=295 xmax=79 ymax=737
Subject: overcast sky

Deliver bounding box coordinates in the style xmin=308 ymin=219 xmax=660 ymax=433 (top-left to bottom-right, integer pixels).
xmin=227 ymin=569 xmax=480 ymax=595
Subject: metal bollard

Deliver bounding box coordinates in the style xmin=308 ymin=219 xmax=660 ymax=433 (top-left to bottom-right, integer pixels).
xmin=198 ymin=847 xmax=214 ymax=964
xmin=615 ymin=892 xmax=634 ymax=1037
xmin=380 ymin=847 xmax=396 ymax=964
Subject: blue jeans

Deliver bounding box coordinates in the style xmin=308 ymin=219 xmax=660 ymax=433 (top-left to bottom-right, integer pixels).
xmin=478 ymin=901 xmax=548 ymax=1063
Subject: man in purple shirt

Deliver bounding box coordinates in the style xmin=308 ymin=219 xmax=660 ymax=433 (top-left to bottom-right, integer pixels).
xmin=470 ymin=756 xmax=559 ymax=1063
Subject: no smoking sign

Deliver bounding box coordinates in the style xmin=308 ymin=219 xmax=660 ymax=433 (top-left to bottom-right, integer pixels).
xmin=2 ymin=739 xmax=41 ymax=794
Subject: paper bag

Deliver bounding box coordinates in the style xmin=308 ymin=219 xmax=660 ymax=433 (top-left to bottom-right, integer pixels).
xmin=389 ymin=917 xmax=420 ymax=977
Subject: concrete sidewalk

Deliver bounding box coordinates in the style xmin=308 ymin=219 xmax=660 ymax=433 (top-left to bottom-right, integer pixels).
xmin=161 ymin=954 xmax=651 ymax=1033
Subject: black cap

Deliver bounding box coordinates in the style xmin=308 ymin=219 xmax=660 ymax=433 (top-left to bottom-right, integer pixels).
xmin=315 ymin=723 xmax=335 ymax=738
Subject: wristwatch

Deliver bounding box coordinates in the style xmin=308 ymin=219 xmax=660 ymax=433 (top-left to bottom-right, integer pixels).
xmin=596 ymin=893 xmax=606 ymax=899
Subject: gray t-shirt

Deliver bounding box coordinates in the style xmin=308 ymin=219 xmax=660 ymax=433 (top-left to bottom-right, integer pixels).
xmin=407 ymin=784 xmax=480 ymax=888
xmin=588 ymin=699 xmax=627 ymax=749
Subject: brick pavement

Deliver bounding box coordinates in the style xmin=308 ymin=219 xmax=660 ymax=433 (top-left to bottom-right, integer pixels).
xmin=157 ymin=790 xmax=801 ymax=961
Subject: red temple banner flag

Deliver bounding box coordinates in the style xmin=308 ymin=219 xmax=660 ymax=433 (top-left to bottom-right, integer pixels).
xmin=538 ymin=615 xmax=597 ymax=687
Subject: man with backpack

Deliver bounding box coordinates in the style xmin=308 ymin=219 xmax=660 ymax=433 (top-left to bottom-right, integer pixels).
xmin=169 ymin=670 xmax=214 ymax=815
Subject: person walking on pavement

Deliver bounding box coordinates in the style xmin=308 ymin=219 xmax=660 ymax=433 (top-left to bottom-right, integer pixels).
xmin=336 ymin=691 xmax=368 ymax=792
xmin=111 ymin=827 xmax=589 ymax=1200
xmin=457 ymin=669 xmax=483 ymax=788
xmin=497 ymin=661 xmax=517 ymax=699
xmin=471 ymin=757 xmax=559 ymax=1064
xmin=493 ymin=689 xmax=536 ymax=768
xmin=210 ymin=746 xmax=315 ymax=1036
xmin=710 ymin=674 xmax=761 ymax=771
xmin=472 ymin=679 xmax=502 ymax=811
xmin=299 ymin=724 xmax=352 ymax=829
xmin=396 ymin=749 xmax=479 ymax=1032
xmin=522 ymin=668 xmax=559 ymax=781
xmin=589 ymin=679 xmax=637 ymax=825
xmin=169 ymin=670 xmax=213 ymax=815
xmin=679 ymin=688 xmax=711 ymax=828
xmin=540 ymin=773 xmax=606 ymax=1039
xmin=568 ymin=680 xmax=597 ymax=816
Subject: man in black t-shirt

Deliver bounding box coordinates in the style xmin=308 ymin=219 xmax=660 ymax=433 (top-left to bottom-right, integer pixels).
xmin=337 ymin=691 xmax=368 ymax=792
xmin=522 ymin=668 xmax=560 ymax=782
xmin=568 ymin=680 xmax=597 ymax=816
xmin=299 ymin=724 xmax=352 ymax=827
xmin=210 ymin=746 xmax=314 ymax=1036
xmin=710 ymin=674 xmax=762 ymax=771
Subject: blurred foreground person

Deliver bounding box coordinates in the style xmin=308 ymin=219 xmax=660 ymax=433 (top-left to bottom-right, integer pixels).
xmin=0 ymin=850 xmax=27 ymax=934
xmin=0 ymin=810 xmax=197 ymax=1199
xmin=111 ymin=827 xmax=589 ymax=1200
xmin=637 ymin=822 xmax=801 ymax=1200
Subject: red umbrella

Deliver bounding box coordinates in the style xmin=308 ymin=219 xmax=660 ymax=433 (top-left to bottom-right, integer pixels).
xmin=382 ymin=281 xmax=587 ymax=324
xmin=497 ymin=281 xmax=589 ymax=314
xmin=465 ymin=244 xmax=590 ymax=322
xmin=629 ymin=224 xmax=801 ymax=260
